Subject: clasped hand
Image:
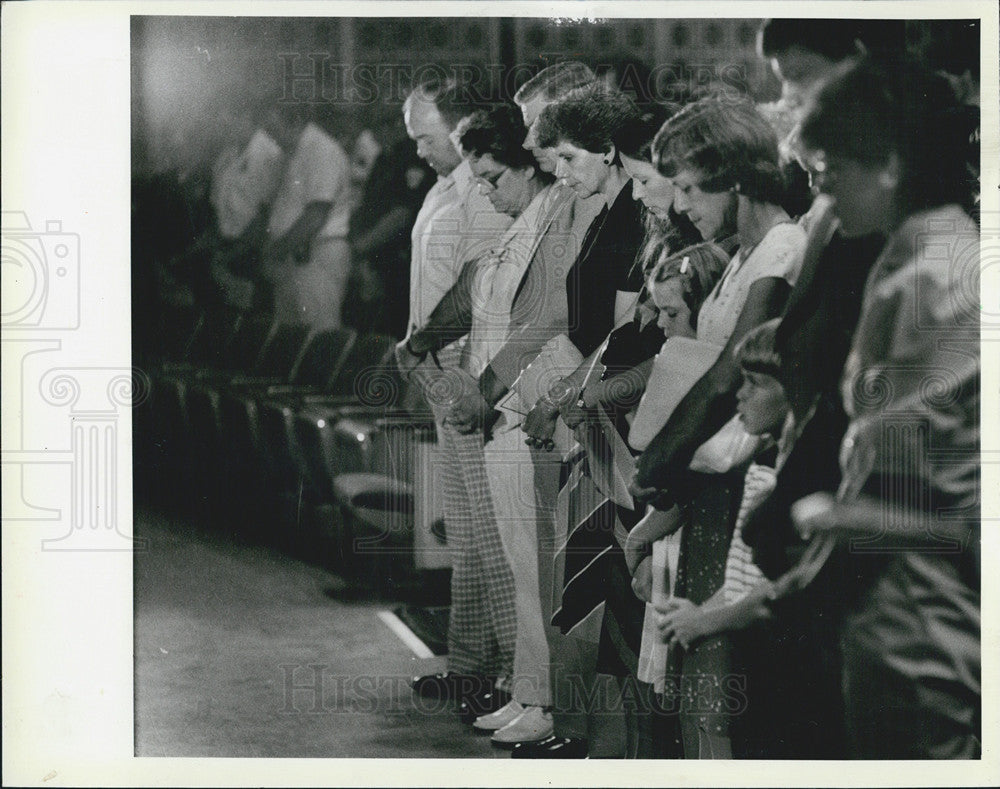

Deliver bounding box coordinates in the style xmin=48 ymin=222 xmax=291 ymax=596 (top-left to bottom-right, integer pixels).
xmin=444 ymin=389 xmax=491 ymax=434
xmin=652 ymin=597 xmax=702 ymax=649
xmin=393 ymin=339 xmax=424 ymax=378
xmin=523 ymin=398 xmax=558 ymax=450
xmin=790 ymin=491 xmax=837 ymax=539
xmin=628 ymin=473 xmax=673 ymax=510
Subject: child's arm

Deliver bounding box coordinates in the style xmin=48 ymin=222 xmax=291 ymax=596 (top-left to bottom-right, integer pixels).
xmin=654 ymin=583 xmax=774 ymax=649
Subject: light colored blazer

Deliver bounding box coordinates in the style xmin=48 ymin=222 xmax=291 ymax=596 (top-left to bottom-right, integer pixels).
xmin=486 ymin=185 xmax=604 ymax=389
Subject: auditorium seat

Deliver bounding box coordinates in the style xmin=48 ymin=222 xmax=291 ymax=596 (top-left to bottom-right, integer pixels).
xmin=146 ymin=309 xmax=269 ymax=480
xmin=274 ymin=332 xmax=399 ymax=498
xmin=328 ymin=415 xmax=448 ymax=599
xmin=218 ymin=326 xmax=357 ymax=498
xmin=185 ymin=321 xmax=311 ymax=469
xmin=253 ymin=329 xmax=367 ymax=494
xmin=154 ymin=302 xmax=200 ymax=364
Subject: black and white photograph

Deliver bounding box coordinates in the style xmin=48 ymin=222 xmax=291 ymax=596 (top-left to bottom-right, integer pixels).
xmin=2 ymin=2 xmax=998 ymax=785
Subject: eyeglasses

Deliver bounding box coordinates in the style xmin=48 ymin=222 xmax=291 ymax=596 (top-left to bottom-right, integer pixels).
xmin=474 ymin=167 xmax=508 ymax=192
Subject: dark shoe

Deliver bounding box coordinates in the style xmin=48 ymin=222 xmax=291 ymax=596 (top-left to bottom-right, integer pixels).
xmin=457 ymin=685 xmax=511 ymax=722
xmin=510 ymin=735 xmax=588 ymax=759
xmin=411 ymin=672 xmax=489 ymax=700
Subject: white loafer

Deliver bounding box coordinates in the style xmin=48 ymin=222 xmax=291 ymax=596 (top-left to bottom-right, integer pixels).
xmin=490 ymin=706 xmax=554 ymax=747
xmin=472 ymin=700 xmax=525 ymax=732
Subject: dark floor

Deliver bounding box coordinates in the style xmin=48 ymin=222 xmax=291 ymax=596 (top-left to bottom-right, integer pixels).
xmin=133 ymin=506 xmax=506 ymax=758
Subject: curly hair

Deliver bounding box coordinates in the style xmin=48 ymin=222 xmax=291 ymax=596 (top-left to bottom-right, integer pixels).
xmin=652 ymin=97 xmax=786 ymax=204
xmin=457 ymin=103 xmax=538 ymax=170
xmin=648 ymin=241 xmax=730 ymax=331
xmin=533 ymin=82 xmax=641 ymax=154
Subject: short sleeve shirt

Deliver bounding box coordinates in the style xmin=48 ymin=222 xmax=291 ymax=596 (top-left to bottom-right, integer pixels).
xmin=407 ymin=158 xmax=513 ymax=333
xmin=212 ymin=129 xmax=285 ymax=239
xmin=697 ymin=221 xmax=807 ymax=347
xmin=267 ymin=122 xmax=350 ymax=239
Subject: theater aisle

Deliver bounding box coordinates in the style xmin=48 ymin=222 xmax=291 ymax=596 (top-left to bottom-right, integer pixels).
xmin=134 ymin=507 xmax=504 ymax=758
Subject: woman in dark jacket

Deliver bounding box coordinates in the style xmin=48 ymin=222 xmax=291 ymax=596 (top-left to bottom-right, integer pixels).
xmin=522 ymin=90 xmax=698 ymax=758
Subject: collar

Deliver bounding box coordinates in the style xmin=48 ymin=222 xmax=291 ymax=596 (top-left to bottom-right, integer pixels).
xmin=449 ymin=158 xmax=475 ymax=199
xmin=607 ymin=178 xmax=633 ymax=213
xmin=496 ymin=183 xmax=553 ymax=251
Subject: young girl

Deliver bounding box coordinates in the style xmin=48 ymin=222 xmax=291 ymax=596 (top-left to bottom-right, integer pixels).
xmin=580 ymin=241 xmax=729 ymax=415
xmin=653 ymin=321 xmax=786 ymax=645
xmin=610 ymin=241 xmax=730 ymax=757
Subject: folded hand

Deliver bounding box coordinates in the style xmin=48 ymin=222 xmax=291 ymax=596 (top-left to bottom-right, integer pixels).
xmin=653 ymin=597 xmax=702 ymax=649
xmin=446 ymin=389 xmax=490 ymax=434
xmin=523 ymin=399 xmax=558 ymax=451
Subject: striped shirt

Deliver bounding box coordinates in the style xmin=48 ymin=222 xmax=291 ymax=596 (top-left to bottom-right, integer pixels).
xmin=722 ymin=462 xmax=777 ymax=604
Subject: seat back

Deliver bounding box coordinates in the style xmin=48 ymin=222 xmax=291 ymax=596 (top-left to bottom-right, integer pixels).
xmin=254 ymin=322 xmax=310 ymax=380
xmin=222 ymin=314 xmax=273 ymax=374
xmin=292 ymin=407 xmax=337 ymax=501
xmin=330 ymin=413 xmax=433 ymax=481
xmin=156 ymin=303 xmax=200 ymax=363
xmin=291 ymin=328 xmax=356 ymax=388
xmin=326 ymin=333 xmax=400 ymax=404
xmin=184 ymin=306 xmax=245 ymax=368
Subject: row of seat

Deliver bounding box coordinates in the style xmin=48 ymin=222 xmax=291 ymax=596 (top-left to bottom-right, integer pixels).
xmin=134 ymin=304 xmax=452 ymax=601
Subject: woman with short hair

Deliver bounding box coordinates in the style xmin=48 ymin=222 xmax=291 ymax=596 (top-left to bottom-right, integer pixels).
xmin=516 ymin=83 xmax=662 ymax=757
xmin=630 ymin=96 xmax=807 ymax=758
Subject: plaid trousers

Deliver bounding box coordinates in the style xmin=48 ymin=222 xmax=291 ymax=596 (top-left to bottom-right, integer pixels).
xmin=438 ymin=420 xmax=517 ymax=679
